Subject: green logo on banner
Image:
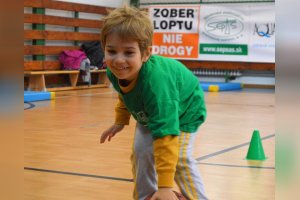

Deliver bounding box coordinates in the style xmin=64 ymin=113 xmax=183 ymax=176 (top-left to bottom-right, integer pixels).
xmin=200 ymin=44 xmax=248 ymax=55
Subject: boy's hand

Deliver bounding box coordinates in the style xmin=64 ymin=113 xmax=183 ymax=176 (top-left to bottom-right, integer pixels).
xmin=100 ymin=124 xmax=124 ymax=143
xmin=150 ymin=188 xmax=178 ymax=200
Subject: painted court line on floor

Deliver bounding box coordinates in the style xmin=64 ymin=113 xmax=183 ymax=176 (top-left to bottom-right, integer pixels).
xmin=24 ymin=167 xmax=133 ymax=182
xmin=24 ymin=132 xmax=274 ymax=183
xmin=196 ymin=134 xmax=275 ymax=162
xmin=24 ymin=102 xmax=35 ymax=110
xmin=198 ymin=162 xmax=275 ymax=169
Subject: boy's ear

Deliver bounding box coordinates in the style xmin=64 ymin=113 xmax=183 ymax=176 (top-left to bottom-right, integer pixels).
xmin=142 ymin=46 xmax=152 ymax=62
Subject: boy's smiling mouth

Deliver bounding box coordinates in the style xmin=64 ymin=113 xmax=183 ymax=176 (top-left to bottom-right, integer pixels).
xmin=115 ymin=66 xmax=129 ymax=70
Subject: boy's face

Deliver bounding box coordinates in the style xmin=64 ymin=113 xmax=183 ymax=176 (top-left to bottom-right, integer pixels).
xmin=104 ymin=33 xmax=151 ymax=81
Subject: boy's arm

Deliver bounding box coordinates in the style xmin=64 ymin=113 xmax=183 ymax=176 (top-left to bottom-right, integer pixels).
xmin=153 ymin=135 xmax=179 ymax=187
xmin=115 ymin=95 xmax=131 ymax=125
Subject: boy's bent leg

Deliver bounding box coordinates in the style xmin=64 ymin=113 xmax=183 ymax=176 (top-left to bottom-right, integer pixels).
xmin=131 ymin=123 xmax=157 ymax=200
xmin=175 ymin=132 xmax=208 ymax=200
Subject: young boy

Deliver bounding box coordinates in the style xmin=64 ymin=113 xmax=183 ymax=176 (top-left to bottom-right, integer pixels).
xmin=100 ymin=6 xmax=207 ymax=200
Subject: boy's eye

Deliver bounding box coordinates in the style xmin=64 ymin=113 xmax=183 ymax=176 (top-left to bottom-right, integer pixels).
xmin=107 ymin=50 xmax=116 ymax=54
xmin=125 ymin=51 xmax=135 ymax=56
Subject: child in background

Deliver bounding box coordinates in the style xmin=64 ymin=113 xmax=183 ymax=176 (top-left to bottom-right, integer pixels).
xmin=100 ymin=6 xmax=208 ymax=200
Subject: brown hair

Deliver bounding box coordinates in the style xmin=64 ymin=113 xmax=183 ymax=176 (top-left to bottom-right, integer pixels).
xmin=101 ymin=6 xmax=153 ymax=54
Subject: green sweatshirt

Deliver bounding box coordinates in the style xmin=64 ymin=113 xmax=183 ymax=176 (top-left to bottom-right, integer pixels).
xmin=107 ymin=55 xmax=206 ymax=139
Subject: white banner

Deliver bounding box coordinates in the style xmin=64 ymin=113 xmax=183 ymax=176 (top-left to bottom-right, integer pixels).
xmin=199 ymin=4 xmax=250 ymax=62
xmin=248 ymin=4 xmax=275 ymax=63
xmin=149 ymin=6 xmax=200 ymax=59
xmin=147 ymin=3 xmax=275 ymax=63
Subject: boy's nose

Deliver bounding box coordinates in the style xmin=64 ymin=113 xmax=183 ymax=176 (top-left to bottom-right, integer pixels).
xmin=114 ymin=54 xmax=125 ymax=64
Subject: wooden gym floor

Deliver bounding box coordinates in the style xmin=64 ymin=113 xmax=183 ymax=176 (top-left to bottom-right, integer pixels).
xmin=24 ymin=87 xmax=275 ymax=200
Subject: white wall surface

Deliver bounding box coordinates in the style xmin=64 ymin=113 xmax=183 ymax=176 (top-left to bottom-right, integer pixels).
xmin=55 ymin=0 xmax=128 ymax=7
